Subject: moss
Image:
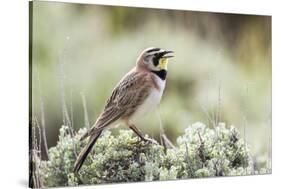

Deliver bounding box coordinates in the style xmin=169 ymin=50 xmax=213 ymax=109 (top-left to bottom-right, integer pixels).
xmin=39 ymin=122 xmax=265 ymax=187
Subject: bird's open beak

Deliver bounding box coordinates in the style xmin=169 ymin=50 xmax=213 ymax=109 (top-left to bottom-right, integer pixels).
xmin=161 ymin=50 xmax=174 ymax=59
xmin=158 ymin=50 xmax=174 ymax=70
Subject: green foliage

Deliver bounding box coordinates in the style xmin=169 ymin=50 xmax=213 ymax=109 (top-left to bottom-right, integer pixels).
xmin=40 ymin=123 xmax=265 ymax=187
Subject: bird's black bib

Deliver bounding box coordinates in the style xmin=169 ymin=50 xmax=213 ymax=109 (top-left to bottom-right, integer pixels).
xmin=151 ymin=70 xmax=167 ymax=80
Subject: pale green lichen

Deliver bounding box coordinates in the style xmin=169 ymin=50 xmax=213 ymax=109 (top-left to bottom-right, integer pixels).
xmin=39 ymin=122 xmax=266 ymax=188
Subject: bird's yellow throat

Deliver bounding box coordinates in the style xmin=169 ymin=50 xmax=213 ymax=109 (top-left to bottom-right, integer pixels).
xmin=158 ymin=58 xmax=169 ymax=70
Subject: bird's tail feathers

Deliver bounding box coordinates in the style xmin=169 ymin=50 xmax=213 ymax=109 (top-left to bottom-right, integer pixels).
xmin=73 ymin=131 xmax=102 ymax=173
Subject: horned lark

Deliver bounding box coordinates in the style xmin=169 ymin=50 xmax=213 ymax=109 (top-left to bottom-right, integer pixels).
xmin=74 ymin=47 xmax=174 ymax=172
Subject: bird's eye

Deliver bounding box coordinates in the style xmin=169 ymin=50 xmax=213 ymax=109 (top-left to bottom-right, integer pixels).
xmin=152 ymin=56 xmax=159 ymax=67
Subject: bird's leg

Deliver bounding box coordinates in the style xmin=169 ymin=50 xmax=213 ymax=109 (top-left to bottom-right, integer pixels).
xmin=129 ymin=124 xmax=146 ymax=141
xmin=128 ymin=124 xmax=157 ymax=144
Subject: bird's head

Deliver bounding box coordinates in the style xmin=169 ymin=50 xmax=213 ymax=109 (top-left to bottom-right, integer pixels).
xmin=137 ymin=47 xmax=174 ymax=71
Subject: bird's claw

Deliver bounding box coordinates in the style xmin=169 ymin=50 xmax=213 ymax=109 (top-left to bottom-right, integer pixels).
xmin=131 ymin=136 xmax=158 ymax=145
xmin=143 ymin=137 xmax=158 ymax=145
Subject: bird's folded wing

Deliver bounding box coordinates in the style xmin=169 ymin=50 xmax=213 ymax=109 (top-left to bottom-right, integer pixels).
xmin=81 ymin=71 xmax=152 ymax=139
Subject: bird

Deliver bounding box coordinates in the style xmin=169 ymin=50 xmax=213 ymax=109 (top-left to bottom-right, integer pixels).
xmin=73 ymin=47 xmax=174 ymax=172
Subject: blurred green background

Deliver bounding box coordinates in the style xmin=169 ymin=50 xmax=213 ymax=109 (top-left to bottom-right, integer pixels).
xmin=31 ymin=1 xmax=271 ymax=163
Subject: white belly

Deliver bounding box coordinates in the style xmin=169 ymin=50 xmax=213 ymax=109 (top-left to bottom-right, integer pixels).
xmin=129 ymin=77 xmax=166 ymax=123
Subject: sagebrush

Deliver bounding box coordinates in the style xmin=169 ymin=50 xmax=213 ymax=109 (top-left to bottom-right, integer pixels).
xmin=37 ymin=122 xmax=268 ymax=187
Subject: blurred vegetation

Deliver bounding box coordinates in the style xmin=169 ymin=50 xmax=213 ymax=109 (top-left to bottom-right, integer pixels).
xmin=37 ymin=123 xmax=268 ymax=188
xmin=30 ymin=0 xmax=271 ymax=172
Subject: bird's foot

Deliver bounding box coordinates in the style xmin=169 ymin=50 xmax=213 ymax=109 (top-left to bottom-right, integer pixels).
xmin=143 ymin=137 xmax=158 ymax=145
xmin=130 ymin=137 xmax=158 ymax=145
